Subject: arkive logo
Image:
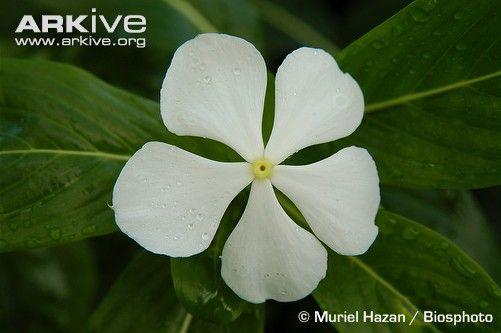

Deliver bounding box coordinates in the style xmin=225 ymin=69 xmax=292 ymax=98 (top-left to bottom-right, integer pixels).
xmin=15 ymin=8 xmax=146 ymax=33
xmin=14 ymin=8 xmax=147 ymax=48
xmin=16 ymin=8 xmax=146 ymax=34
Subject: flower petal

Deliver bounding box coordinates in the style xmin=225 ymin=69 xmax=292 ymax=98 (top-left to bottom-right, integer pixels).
xmin=161 ymin=33 xmax=267 ymax=162
xmin=264 ymin=47 xmax=364 ymax=164
xmin=271 ymin=147 xmax=380 ymax=255
xmin=112 ymin=142 xmax=253 ymax=257
xmin=221 ymin=179 xmax=327 ymax=303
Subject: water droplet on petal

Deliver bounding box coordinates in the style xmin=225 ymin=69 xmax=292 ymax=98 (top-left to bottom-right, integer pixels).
xmin=233 ymin=67 xmax=241 ymax=75
xmin=202 ymin=232 xmax=209 ymax=240
xmin=188 ymin=223 xmax=194 ymax=230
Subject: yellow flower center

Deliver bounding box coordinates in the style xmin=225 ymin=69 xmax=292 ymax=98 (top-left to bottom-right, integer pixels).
xmin=251 ymin=158 xmax=274 ymax=179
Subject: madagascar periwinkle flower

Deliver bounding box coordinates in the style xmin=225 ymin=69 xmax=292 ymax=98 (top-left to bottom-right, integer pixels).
xmin=113 ymin=33 xmax=380 ymax=303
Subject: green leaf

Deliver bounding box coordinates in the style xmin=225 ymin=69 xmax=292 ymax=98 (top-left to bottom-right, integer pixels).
xmin=0 ymin=241 xmax=97 ymax=333
xmin=289 ymin=0 xmax=501 ymax=188
xmin=0 ymin=58 xmax=238 ymax=253
xmin=88 ymin=252 xmax=186 ymax=333
xmin=170 ymin=191 xmax=249 ymax=324
xmin=313 ymin=210 xmax=501 ymax=333
xmin=381 ymin=187 xmax=501 ymax=281
xmin=88 ymin=252 xmax=264 ymax=333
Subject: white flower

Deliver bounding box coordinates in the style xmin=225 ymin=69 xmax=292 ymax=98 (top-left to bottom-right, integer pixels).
xmin=113 ymin=33 xmax=380 ymax=303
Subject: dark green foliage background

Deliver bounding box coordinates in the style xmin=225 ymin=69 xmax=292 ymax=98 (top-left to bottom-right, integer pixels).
xmin=0 ymin=0 xmax=500 ymax=332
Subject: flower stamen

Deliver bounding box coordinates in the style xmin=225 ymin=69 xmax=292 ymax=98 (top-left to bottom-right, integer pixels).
xmin=252 ymin=158 xmax=274 ymax=179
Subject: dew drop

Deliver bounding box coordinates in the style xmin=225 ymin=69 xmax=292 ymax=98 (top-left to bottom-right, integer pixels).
xmin=264 ymin=273 xmax=270 ymax=278
xmin=26 ymin=238 xmax=40 ymax=249
xmin=454 ymin=11 xmax=465 ymax=20
xmin=450 ymin=257 xmax=476 ymax=278
xmin=49 ymin=228 xmax=62 ymax=240
xmin=280 ymin=290 xmax=286 ymax=295
xmin=440 ymin=242 xmax=450 ymax=250
xmin=201 ymin=232 xmax=209 ymax=240
xmin=82 ymin=224 xmax=97 ymax=235
xmin=371 ymin=41 xmax=385 ymax=50
xmin=233 ymin=67 xmax=241 ymax=75
xmin=203 ymin=75 xmax=212 ymax=84
xmin=489 ymin=284 xmax=501 ymax=298
xmin=187 ymin=223 xmax=194 ymax=230
xmin=334 ymin=95 xmax=348 ymax=107
xmin=410 ymin=7 xmax=430 ymax=23
xmin=402 ymin=227 xmax=419 ymax=240
xmin=455 ymin=42 xmax=467 ymax=51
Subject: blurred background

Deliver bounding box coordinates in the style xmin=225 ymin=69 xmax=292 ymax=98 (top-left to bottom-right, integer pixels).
xmin=1 ymin=0 xmax=499 ymax=332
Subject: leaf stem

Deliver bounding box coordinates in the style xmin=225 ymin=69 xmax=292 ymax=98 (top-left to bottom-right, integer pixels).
xmin=180 ymin=313 xmax=193 ymax=333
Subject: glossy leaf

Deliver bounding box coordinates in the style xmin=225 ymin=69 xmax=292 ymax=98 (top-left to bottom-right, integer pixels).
xmin=0 ymin=241 xmax=97 ymax=333
xmin=89 ymin=252 xmax=264 ymax=333
xmin=313 ymin=210 xmax=501 ymax=333
xmin=288 ymin=0 xmax=501 ymax=188
xmin=381 ymin=187 xmax=501 ymax=281
xmin=0 ymin=58 xmax=238 ymax=253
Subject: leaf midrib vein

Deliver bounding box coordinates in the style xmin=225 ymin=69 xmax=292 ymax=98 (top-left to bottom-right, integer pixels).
xmin=0 ymin=149 xmax=130 ymax=161
xmin=348 ymin=256 xmax=442 ymax=332
xmin=365 ymin=70 xmax=501 ymax=113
